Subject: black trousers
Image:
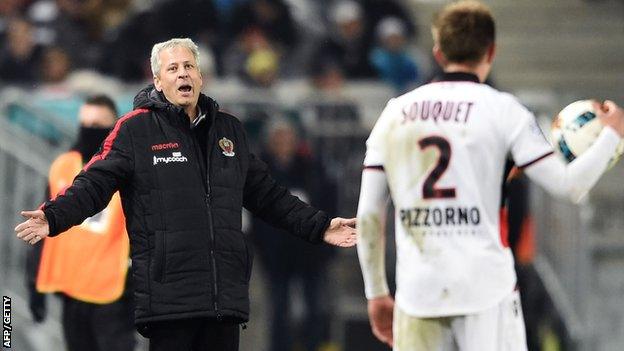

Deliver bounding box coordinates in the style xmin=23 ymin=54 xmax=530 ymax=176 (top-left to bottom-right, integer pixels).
xmin=61 ymin=292 xmax=135 ymax=351
xmin=147 ymin=318 xmax=240 ymax=351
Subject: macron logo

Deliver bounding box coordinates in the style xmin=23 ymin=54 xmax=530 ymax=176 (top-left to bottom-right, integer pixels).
xmin=153 ymin=152 xmax=188 ymax=165
xmin=151 ymin=142 xmax=179 ymax=151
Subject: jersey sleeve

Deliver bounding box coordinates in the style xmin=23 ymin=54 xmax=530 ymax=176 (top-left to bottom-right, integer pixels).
xmin=356 ymin=169 xmax=390 ymax=299
xmin=364 ymin=99 xmax=398 ymax=167
xmin=524 ymin=126 xmax=621 ymax=202
xmin=506 ymin=99 xmax=554 ymax=168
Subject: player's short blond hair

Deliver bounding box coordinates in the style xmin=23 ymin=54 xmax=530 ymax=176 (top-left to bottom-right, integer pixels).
xmin=432 ymin=1 xmax=495 ymax=66
xmin=150 ymin=38 xmax=201 ymax=77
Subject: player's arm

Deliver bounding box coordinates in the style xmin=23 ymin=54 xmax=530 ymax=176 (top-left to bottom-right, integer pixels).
xmin=356 ymin=99 xmax=397 ymax=297
xmin=519 ymin=101 xmax=624 ymax=202
xmin=356 ymin=167 xmax=390 ymax=298
xmin=356 ymin=167 xmax=393 ymax=346
xmin=356 ymin=99 xmax=396 ymax=347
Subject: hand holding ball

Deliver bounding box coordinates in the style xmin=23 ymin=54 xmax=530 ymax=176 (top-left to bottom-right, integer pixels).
xmin=551 ymin=100 xmax=624 ymax=168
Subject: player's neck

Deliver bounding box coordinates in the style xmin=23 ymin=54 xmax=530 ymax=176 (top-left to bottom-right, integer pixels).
xmin=444 ymin=63 xmax=489 ymax=83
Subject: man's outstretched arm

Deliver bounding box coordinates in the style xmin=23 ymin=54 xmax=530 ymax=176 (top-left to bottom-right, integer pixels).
xmin=243 ymin=152 xmax=356 ymax=247
xmin=15 ymin=115 xmax=136 ymax=244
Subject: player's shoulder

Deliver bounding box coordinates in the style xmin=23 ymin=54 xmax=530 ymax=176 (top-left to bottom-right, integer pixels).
xmin=385 ymin=82 xmax=529 ymax=116
xmin=390 ymin=85 xmax=429 ymax=106
xmin=391 ymin=81 xmax=512 ymax=100
xmin=480 ymin=85 xmax=526 ymax=109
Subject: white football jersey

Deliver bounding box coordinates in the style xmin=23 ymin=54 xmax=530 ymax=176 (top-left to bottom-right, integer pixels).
xmin=364 ymin=73 xmax=553 ymax=317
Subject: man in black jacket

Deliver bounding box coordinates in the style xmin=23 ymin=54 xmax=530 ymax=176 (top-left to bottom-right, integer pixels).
xmin=15 ymin=38 xmax=356 ymax=351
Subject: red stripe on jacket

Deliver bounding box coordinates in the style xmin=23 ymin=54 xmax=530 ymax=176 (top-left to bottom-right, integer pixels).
xmin=39 ymin=184 xmax=71 ymax=210
xmin=83 ymin=108 xmax=148 ymax=171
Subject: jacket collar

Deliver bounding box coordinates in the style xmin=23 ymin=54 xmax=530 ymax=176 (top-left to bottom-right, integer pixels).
xmin=133 ymin=84 xmax=219 ymax=126
xmin=191 ymin=105 xmax=207 ymax=129
xmin=432 ymin=72 xmax=481 ymax=83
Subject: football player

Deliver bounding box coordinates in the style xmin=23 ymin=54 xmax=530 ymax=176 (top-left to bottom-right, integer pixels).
xmin=355 ymin=1 xmax=624 ymax=350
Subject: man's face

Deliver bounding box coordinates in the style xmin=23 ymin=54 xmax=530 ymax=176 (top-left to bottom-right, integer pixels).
xmin=153 ymin=46 xmax=203 ymax=109
xmin=79 ymin=104 xmax=116 ymax=128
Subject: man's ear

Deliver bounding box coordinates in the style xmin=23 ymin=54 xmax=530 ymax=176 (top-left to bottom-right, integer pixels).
xmin=433 ymin=45 xmax=447 ymax=68
xmin=153 ymin=75 xmax=162 ymax=91
xmin=485 ymin=43 xmax=496 ymax=64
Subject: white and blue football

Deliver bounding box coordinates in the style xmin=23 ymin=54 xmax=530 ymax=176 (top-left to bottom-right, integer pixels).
xmin=551 ymin=99 xmax=623 ymax=168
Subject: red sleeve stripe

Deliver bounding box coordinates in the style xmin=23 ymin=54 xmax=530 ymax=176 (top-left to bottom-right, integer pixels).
xmin=53 ymin=185 xmax=70 ymax=200
xmin=83 ymin=108 xmax=148 ymax=171
xmin=364 ymin=165 xmax=385 ymax=171
xmin=40 ymin=185 xmax=71 ymax=210
xmin=517 ymin=151 xmax=554 ymax=169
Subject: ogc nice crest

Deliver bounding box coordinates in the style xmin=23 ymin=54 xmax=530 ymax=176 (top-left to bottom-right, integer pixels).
xmin=219 ymin=137 xmax=235 ymax=157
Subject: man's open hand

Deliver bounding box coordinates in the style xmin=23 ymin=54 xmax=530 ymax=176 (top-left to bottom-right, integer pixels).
xmin=15 ymin=210 xmax=50 ymax=245
xmin=323 ymin=217 xmax=357 ymax=247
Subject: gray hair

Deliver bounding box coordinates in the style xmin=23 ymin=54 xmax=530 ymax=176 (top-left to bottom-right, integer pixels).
xmin=150 ymin=38 xmax=200 ymax=77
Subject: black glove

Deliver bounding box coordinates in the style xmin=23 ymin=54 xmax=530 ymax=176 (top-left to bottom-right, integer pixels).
xmin=28 ymin=288 xmax=47 ymax=323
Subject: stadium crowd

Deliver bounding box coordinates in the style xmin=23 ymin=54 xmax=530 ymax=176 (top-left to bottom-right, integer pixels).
xmin=0 ymin=0 xmax=428 ymax=93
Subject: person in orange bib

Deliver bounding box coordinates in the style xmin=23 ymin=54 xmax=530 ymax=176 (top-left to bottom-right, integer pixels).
xmin=26 ymin=95 xmax=135 ymax=351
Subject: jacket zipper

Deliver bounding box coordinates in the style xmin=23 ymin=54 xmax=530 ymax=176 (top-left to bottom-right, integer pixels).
xmin=205 ymin=193 xmax=220 ymax=318
xmin=187 ymin=112 xmax=221 ymax=319
xmin=205 ymin=108 xmax=222 ymax=320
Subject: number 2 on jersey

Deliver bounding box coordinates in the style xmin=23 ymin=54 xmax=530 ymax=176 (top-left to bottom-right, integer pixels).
xmin=418 ymin=136 xmax=456 ymax=199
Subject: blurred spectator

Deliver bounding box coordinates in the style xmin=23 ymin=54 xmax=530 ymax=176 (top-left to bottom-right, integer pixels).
xmin=26 ymin=0 xmax=106 ymax=68
xmin=304 ymin=58 xmax=360 ymax=137
xmin=40 ymin=46 xmax=71 ymax=84
xmin=0 ymin=16 xmax=42 ymax=85
xmin=245 ymin=47 xmax=280 ymax=87
xmin=26 ymin=95 xmax=135 ymax=351
xmin=220 ymin=0 xmax=297 ymax=78
xmin=99 ymin=9 xmax=157 ymax=81
xmin=26 ymin=0 xmax=60 ymax=46
xmin=228 ymin=0 xmax=298 ymax=53
xmin=0 ymin=0 xmax=31 ymax=18
xmin=102 ymin=0 xmax=218 ymax=82
xmin=93 ymin=0 xmax=133 ymax=36
xmin=311 ymin=0 xmax=377 ymax=79
xmin=282 ymin=0 xmax=324 ymax=36
xmin=54 ymin=0 xmax=133 ymax=42
xmin=251 ymin=118 xmax=337 ymax=351
xmin=370 ymin=17 xmax=421 ymax=93
xmin=149 ymin=0 xmax=218 ymax=40
xmin=359 ymin=0 xmax=417 ymax=41
xmin=0 ymin=0 xmax=32 ymax=41
xmin=224 ymin=28 xmax=284 ymax=85
xmin=309 ymin=59 xmax=346 ymax=94
xmin=213 ymin=0 xmax=250 ymax=19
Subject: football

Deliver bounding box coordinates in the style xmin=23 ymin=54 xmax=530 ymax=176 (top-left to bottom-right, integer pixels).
xmin=551 ymin=99 xmax=624 ymax=168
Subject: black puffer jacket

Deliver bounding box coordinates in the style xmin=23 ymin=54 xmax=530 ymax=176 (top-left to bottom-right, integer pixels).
xmin=42 ymin=85 xmax=331 ymax=334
